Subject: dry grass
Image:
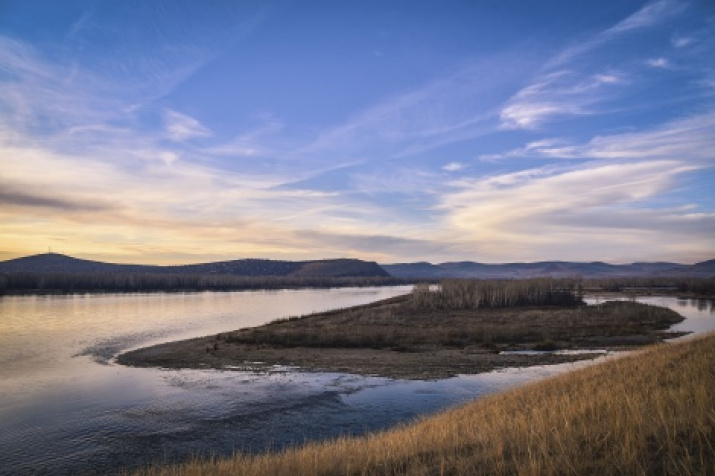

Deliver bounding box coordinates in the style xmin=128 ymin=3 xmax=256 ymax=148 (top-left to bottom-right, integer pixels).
xmin=134 ymin=334 xmax=714 ymax=476
xmin=224 ymin=296 xmax=682 ymax=351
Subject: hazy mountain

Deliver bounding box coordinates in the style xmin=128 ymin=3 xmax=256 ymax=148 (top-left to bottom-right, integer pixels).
xmin=0 ymin=253 xmax=390 ymax=278
xmin=382 ymin=259 xmax=715 ymax=279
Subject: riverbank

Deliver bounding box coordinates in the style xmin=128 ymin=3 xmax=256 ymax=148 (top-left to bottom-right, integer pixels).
xmin=0 ymin=276 xmax=409 ymax=296
xmin=133 ymin=332 xmax=714 ymax=475
xmin=118 ymin=293 xmax=685 ymax=379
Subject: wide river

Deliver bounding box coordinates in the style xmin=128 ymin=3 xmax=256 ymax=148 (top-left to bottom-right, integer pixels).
xmin=0 ymin=288 xmax=713 ymax=475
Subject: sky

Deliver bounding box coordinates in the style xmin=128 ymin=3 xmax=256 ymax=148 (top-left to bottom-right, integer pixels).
xmin=1 ymin=0 xmax=714 ymax=265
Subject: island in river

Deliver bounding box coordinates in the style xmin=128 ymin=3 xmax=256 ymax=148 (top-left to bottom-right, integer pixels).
xmin=117 ymin=291 xmax=686 ymax=380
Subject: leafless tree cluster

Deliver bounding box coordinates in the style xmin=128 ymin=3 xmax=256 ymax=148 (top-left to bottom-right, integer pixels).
xmin=412 ymin=278 xmax=583 ymax=310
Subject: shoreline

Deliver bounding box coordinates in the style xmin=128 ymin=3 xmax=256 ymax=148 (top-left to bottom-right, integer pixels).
xmin=117 ymin=339 xmax=604 ymax=380
xmin=117 ymin=293 xmax=686 ymax=380
xmin=133 ymin=334 xmax=714 ymax=475
xmin=0 ymin=282 xmax=411 ymax=297
xmin=2 ymin=283 xmax=713 ymax=299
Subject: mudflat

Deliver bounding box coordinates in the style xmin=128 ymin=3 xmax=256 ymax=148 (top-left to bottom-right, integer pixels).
xmin=117 ymin=294 xmax=685 ymax=379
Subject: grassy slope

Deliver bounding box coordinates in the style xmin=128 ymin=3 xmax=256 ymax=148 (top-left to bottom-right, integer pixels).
xmin=135 ymin=334 xmax=714 ymax=476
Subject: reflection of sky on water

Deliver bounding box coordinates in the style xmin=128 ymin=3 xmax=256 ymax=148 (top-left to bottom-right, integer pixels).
xmin=0 ymin=287 xmax=412 ymax=475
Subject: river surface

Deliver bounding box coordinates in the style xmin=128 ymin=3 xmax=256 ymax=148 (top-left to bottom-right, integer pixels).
xmin=0 ymin=289 xmax=712 ymax=475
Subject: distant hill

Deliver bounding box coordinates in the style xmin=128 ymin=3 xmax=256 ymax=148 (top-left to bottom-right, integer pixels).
xmin=3 ymin=253 xmax=713 ymax=281
xmin=382 ymin=259 xmax=715 ymax=279
xmin=0 ymin=253 xmax=390 ymax=278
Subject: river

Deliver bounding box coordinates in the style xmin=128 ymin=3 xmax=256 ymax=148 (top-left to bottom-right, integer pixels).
xmin=0 ymin=288 xmax=712 ymax=475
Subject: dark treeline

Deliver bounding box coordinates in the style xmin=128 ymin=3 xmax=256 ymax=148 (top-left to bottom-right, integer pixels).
xmin=409 ymin=277 xmax=715 ymax=311
xmin=412 ymin=278 xmax=583 ymax=310
xmin=584 ymin=277 xmax=715 ymax=295
xmin=0 ymin=272 xmax=409 ymax=295
xmin=3 ymin=273 xmax=713 ymax=296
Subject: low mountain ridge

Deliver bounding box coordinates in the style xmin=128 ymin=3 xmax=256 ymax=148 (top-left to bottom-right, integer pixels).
xmin=382 ymin=259 xmax=715 ymax=279
xmin=3 ymin=253 xmax=712 ymax=280
xmin=0 ymin=253 xmax=390 ymax=278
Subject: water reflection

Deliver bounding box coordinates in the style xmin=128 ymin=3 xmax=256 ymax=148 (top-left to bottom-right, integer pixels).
xmin=677 ymin=297 xmax=714 ymax=313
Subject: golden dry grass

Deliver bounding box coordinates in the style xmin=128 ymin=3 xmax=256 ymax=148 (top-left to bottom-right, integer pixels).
xmin=134 ymin=334 xmax=714 ymax=476
xmin=225 ymin=297 xmax=682 ymax=351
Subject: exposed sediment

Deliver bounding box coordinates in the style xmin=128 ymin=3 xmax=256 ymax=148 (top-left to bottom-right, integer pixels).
xmin=117 ymin=294 xmax=685 ymax=379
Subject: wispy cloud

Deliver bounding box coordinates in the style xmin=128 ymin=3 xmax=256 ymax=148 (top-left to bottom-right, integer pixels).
xmin=442 ymin=162 xmax=464 ymax=172
xmin=0 ymin=185 xmax=116 ymax=212
xmin=549 ymin=0 xmax=684 ymax=68
xmin=439 ymin=160 xmax=711 ymax=262
xmin=164 ymin=109 xmax=211 ymax=142
xmin=647 ymin=57 xmax=671 ymax=68
xmin=0 ymin=134 xmax=390 ymax=261
xmin=1 ymin=1 xmax=712 ymax=264
xmin=483 ymin=110 xmax=715 ymax=162
xmin=603 ymin=0 xmax=683 ymax=36
xmin=293 ymin=230 xmax=450 ymax=263
xmin=0 ymin=30 xmax=375 ymax=261
xmin=205 ymin=114 xmax=283 ymax=157
xmin=350 ymin=167 xmax=442 ymax=195
xmin=0 ymin=36 xmax=117 ymax=136
xmin=0 ymin=2 xmax=266 ymax=142
xmin=671 ymin=34 xmax=694 ymax=48
xmin=297 ymin=53 xmax=530 ymax=161
xmin=499 ymin=70 xmax=625 ymax=129
xmin=499 ymin=0 xmax=685 ymax=130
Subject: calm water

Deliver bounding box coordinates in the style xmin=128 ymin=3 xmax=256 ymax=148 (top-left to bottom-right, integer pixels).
xmin=0 ymin=290 xmax=712 ymax=475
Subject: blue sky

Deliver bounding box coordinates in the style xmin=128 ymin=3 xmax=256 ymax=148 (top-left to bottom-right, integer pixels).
xmin=1 ymin=0 xmax=713 ymax=264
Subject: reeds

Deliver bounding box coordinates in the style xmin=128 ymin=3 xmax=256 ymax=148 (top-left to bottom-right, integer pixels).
xmin=133 ymin=333 xmax=714 ymax=476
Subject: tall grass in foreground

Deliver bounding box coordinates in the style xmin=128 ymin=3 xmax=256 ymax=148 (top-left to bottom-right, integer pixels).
xmin=412 ymin=278 xmax=582 ymax=309
xmin=134 ymin=334 xmax=714 ymax=476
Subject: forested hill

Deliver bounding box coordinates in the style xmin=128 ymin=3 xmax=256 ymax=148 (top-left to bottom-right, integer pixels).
xmin=0 ymin=253 xmax=390 ymax=278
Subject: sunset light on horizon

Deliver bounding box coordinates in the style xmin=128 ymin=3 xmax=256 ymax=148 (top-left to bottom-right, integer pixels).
xmin=1 ymin=0 xmax=714 ymax=265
